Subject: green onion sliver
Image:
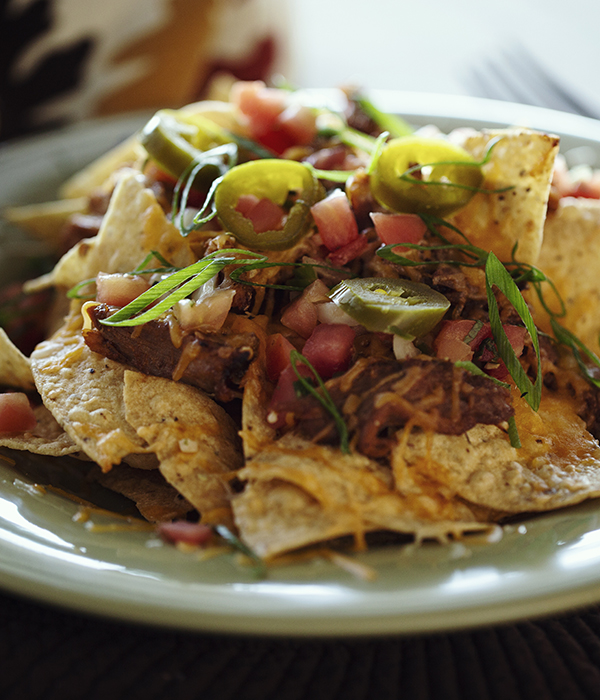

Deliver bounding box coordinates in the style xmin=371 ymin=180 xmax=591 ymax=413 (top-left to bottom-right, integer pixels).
xmin=485 ymin=252 xmax=542 ymax=412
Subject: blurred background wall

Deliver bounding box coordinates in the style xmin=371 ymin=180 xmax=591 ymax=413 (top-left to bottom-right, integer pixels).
xmin=285 ymin=0 xmax=600 ymax=116
xmin=1 ymin=0 xmax=599 ymax=141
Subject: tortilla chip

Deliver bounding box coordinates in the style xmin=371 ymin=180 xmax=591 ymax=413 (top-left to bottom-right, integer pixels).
xmin=123 ymin=371 xmax=243 ymax=525
xmin=0 ymin=328 xmax=34 ymax=390
xmin=3 ymin=197 xmax=88 ymax=248
xmin=226 ymin=314 xmax=277 ymax=458
xmin=396 ymin=391 xmax=600 ymax=514
xmin=90 ymin=463 xmax=194 ymax=523
xmin=233 ymin=435 xmax=496 ymax=559
xmin=27 ymin=169 xmax=196 ymax=292
xmin=59 ymin=135 xmax=144 ymax=199
xmin=532 ymin=197 xmax=600 ymax=354
xmin=448 ymin=129 xmax=559 ymax=264
xmin=239 ymin=355 xmax=276 ymax=459
xmin=0 ymin=404 xmax=79 ymax=457
xmin=30 ymin=313 xmax=152 ymax=470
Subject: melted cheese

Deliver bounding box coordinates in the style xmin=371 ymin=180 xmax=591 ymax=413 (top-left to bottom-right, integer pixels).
xmin=513 ymin=387 xmax=599 ymax=464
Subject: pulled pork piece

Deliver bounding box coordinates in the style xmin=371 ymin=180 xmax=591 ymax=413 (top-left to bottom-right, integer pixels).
xmin=84 ymin=304 xmax=258 ymax=403
xmin=289 ymin=357 xmax=514 ymax=459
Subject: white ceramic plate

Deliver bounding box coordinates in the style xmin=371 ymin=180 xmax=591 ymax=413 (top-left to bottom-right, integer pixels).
xmin=3 ymin=94 xmax=600 ymax=638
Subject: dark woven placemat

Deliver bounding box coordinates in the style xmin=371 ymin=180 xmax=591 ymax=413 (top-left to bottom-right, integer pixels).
xmin=2 ymin=591 xmax=600 ymax=700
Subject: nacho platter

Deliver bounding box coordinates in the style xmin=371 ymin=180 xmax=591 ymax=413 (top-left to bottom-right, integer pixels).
xmin=3 ymin=93 xmax=600 ymax=636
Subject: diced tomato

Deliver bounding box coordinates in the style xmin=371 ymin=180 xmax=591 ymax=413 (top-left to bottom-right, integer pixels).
xmin=269 ymin=365 xmax=297 ymax=411
xmin=157 ymin=521 xmax=213 ymax=546
xmin=280 ymin=295 xmax=318 ymax=339
xmin=435 ymin=320 xmax=528 ymax=378
xmin=235 ymin=193 xmax=260 ymax=217
xmin=566 ymin=181 xmax=600 ymax=199
xmin=280 ymin=280 xmax=330 ymax=339
xmin=230 ymin=80 xmax=319 ymax=153
xmin=327 ymin=233 xmax=370 ymax=267
xmin=267 ymin=363 xmax=312 ymax=428
xmin=278 ymin=103 xmax=317 ymax=145
xmin=249 ymin=198 xmax=286 ymax=232
xmin=266 ymin=333 xmax=295 ymax=383
xmin=96 ymin=272 xmax=151 ymax=308
xmin=434 ymin=320 xmax=492 ymax=362
xmin=267 ymin=323 xmax=354 ymax=427
xmin=255 ymin=128 xmax=297 ymax=155
xmin=370 ymin=212 xmax=428 ymax=251
xmin=503 ymin=324 xmax=528 ymax=357
xmin=484 ymin=364 xmax=509 ymax=381
xmin=302 ymin=323 xmax=355 ymax=379
xmin=434 ymin=320 xmax=478 ymax=362
xmin=311 ymin=189 xmax=359 ymax=252
xmin=230 ymin=80 xmax=297 ymax=153
xmin=235 ymin=194 xmax=286 ymax=233
xmin=230 ymin=80 xmax=287 ymax=133
xmin=0 ymin=393 xmax=37 ymax=433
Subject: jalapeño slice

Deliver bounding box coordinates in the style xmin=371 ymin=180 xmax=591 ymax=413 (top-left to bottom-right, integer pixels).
xmin=140 ymin=109 xmax=233 ymax=189
xmin=370 ymin=136 xmax=483 ymax=216
xmin=329 ymin=277 xmax=450 ymax=339
xmin=214 ymin=159 xmax=323 ymax=251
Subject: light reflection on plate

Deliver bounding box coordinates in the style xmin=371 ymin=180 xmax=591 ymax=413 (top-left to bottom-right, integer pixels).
xmin=2 ymin=96 xmax=600 ymax=636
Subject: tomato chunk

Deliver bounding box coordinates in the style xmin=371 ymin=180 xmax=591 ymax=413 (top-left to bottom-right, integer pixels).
xmin=435 ymin=320 xmax=528 ymax=375
xmin=157 ymin=521 xmax=213 ymax=546
xmin=266 ymin=333 xmax=295 ymax=383
xmin=370 ymin=212 xmax=428 ymax=251
xmin=267 ymin=363 xmax=312 ymax=429
xmin=327 ymin=233 xmax=370 ymax=267
xmin=280 ymin=280 xmax=330 ymax=339
xmin=434 ymin=320 xmax=491 ymax=362
xmin=503 ymin=325 xmax=528 ymax=357
xmin=230 ymin=80 xmax=287 ymax=133
xmin=235 ymin=194 xmax=286 ymax=233
xmin=278 ymin=103 xmax=317 ymax=145
xmin=267 ymin=323 xmax=355 ymax=426
xmin=302 ymin=323 xmax=355 ymax=379
xmin=311 ymin=189 xmax=359 ymax=252
xmin=0 ymin=393 xmax=37 ymax=433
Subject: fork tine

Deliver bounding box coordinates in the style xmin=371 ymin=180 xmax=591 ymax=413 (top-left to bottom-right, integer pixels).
xmin=503 ymin=46 xmax=598 ymax=118
xmin=467 ymin=45 xmax=599 ymax=119
xmin=482 ymin=55 xmax=535 ymax=106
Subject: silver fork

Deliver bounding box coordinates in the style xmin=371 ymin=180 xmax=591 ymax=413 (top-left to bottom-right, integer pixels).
xmin=466 ymin=45 xmax=600 ymax=119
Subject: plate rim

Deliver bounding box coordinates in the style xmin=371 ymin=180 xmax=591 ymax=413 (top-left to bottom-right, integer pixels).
xmin=3 ymin=92 xmax=600 ymax=637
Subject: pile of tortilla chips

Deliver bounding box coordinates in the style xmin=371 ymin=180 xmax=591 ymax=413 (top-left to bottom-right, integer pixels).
xmin=3 ymin=87 xmax=600 ymax=564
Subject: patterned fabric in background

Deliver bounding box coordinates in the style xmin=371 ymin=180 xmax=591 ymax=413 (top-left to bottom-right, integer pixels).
xmin=0 ymin=0 xmax=288 ymax=141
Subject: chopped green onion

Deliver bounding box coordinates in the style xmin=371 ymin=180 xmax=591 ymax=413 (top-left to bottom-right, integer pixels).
xmin=454 ymin=360 xmax=511 ymax=390
xmin=226 ymin=132 xmax=277 ymax=160
xmin=550 ymin=318 xmax=600 ymax=389
xmin=229 ymin=260 xmax=350 ymax=292
xmin=309 ymin=167 xmax=356 ymax=183
xmin=67 ymin=278 xmax=97 ymax=300
xmin=507 ymin=416 xmax=521 ymax=449
xmin=462 ymin=320 xmax=485 ymax=345
xmin=99 ymin=249 xmax=264 ymax=327
xmin=289 ymin=350 xmax=350 ymax=454
xmin=354 ymin=95 xmax=413 ymax=138
xmin=366 ymin=132 xmax=390 ymax=175
xmin=213 ymin=524 xmax=267 ymax=578
xmin=485 ymin=252 xmax=542 ymax=411
xmin=455 ymin=360 xmax=520 ymax=447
